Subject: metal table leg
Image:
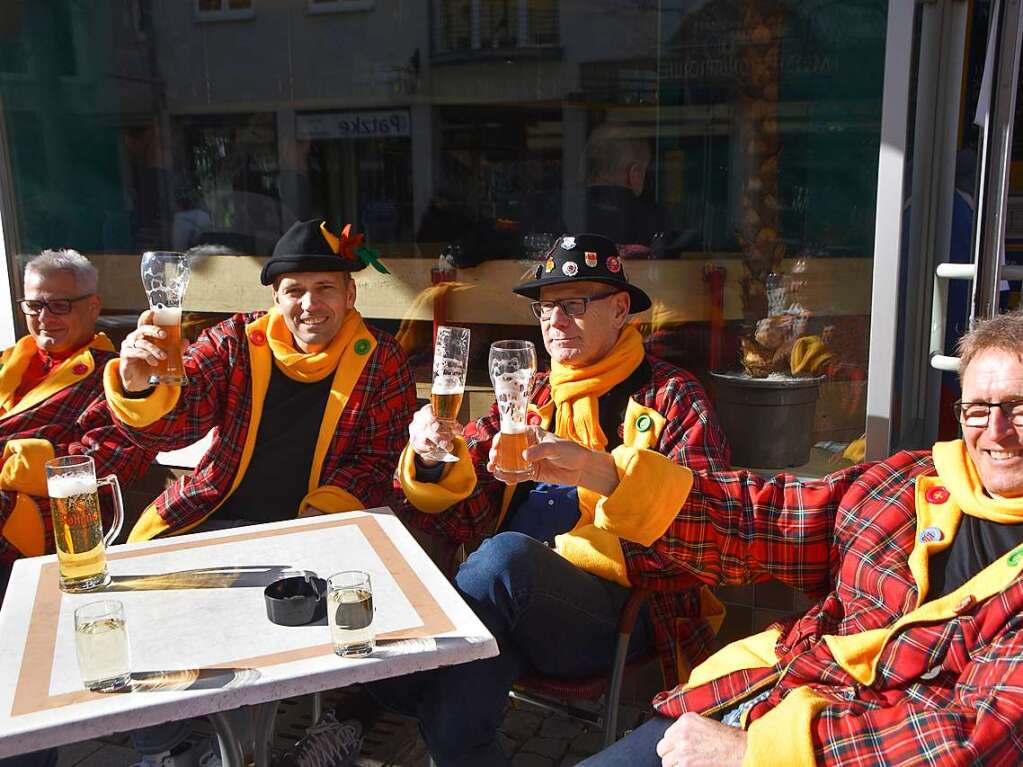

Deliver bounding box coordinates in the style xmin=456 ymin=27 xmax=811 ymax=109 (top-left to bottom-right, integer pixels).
xmin=251 ymin=700 xmax=281 ymax=767
xmin=207 ymin=710 xmax=246 ymax=767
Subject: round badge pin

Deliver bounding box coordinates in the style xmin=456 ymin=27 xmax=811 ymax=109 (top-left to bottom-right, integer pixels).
xmin=635 ymin=414 xmax=653 ymax=432
xmin=562 ymin=261 xmax=579 ymax=277
xmin=354 ymin=338 xmax=371 ymax=355
xmin=919 ymin=526 xmax=943 ymax=544
xmin=925 ymin=486 xmax=950 ymax=504
xmin=249 ymin=330 xmax=267 ymax=346
xmin=527 ymin=412 xmax=541 ymax=426
xmin=72 ymin=363 xmax=88 ymax=376
xmin=606 ymin=256 xmax=621 ymax=273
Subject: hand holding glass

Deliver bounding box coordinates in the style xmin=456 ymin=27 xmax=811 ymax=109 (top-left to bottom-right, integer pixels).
xmin=489 ymin=340 xmax=537 ymax=481
xmin=46 ymin=455 xmax=124 ymax=593
xmin=74 ymin=599 xmax=131 ymax=692
xmin=140 ymin=251 xmax=190 ymax=385
xmin=423 ymin=326 xmax=471 ymax=463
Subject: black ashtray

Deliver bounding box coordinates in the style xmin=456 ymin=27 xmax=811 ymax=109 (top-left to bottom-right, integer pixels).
xmin=264 ymin=575 xmax=327 ymax=626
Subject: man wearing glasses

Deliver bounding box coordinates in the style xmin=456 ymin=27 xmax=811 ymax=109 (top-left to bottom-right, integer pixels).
xmin=381 ymin=233 xmax=730 ymax=766
xmin=0 ymin=250 xmax=153 ymax=602
xmin=560 ymin=309 xmax=1023 ymax=766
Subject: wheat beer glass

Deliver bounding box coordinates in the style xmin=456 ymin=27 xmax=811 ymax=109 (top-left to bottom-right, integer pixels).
xmin=423 ymin=326 xmax=471 ymax=463
xmin=74 ymin=599 xmax=131 ymax=692
xmin=46 ymin=456 xmax=125 ymax=593
xmin=328 ymin=570 xmax=374 ymax=657
xmin=141 ymin=250 xmax=190 ymax=385
xmin=489 ymin=340 xmax=537 ymax=481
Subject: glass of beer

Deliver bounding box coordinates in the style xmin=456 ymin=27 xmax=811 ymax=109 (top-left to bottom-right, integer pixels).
xmin=327 ymin=570 xmax=374 ymax=658
xmin=489 ymin=340 xmax=537 ymax=481
xmin=74 ymin=599 xmax=131 ymax=692
xmin=423 ymin=325 xmax=471 ymax=463
xmin=46 ymin=456 xmax=125 ymax=593
xmin=140 ymin=250 xmax=191 ymax=385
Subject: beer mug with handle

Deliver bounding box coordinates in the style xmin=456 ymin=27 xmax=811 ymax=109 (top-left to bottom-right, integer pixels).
xmin=489 ymin=340 xmax=537 ymax=481
xmin=45 ymin=456 xmax=125 ymax=593
xmin=141 ymin=250 xmax=190 ymax=385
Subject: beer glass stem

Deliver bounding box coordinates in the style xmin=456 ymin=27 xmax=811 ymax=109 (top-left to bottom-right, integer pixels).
xmin=98 ymin=475 xmax=124 ymax=546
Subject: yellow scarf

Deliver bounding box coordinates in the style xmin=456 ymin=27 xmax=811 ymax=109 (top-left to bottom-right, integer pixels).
xmin=549 ymin=325 xmax=645 ymax=451
xmin=266 ymin=308 xmax=364 ymax=383
xmin=0 ymin=333 xmax=115 ymax=414
xmin=932 ymin=439 xmax=1023 ymax=523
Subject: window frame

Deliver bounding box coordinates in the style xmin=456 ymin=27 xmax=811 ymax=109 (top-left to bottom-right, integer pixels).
xmin=194 ymin=0 xmax=256 ymax=23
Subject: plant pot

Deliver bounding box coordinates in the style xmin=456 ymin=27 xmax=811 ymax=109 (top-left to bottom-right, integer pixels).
xmin=709 ymin=372 xmax=825 ymax=469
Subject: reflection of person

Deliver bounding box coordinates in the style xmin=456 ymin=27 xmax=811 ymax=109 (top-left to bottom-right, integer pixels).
xmin=105 ymin=219 xmax=417 ymax=540
xmin=572 ymin=310 xmax=1023 ymax=766
xmin=373 ymin=234 xmax=730 ymax=766
xmin=0 ymin=250 xmax=153 ymax=602
xmin=583 ymin=124 xmax=671 ymax=250
xmin=170 ymin=185 xmax=212 ymax=251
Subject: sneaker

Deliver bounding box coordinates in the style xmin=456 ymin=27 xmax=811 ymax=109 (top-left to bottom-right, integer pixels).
xmin=277 ymin=712 xmax=363 ymax=767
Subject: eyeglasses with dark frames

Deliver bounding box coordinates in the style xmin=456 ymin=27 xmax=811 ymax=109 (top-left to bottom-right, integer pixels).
xmin=529 ymin=291 xmax=620 ymax=320
xmin=953 ymin=399 xmax=1023 ymax=428
xmin=19 ymin=294 xmax=94 ymax=316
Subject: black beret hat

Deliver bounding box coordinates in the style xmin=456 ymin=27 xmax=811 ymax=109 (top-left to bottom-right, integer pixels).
xmin=260 ymin=220 xmax=367 ymax=285
xmin=512 ymin=233 xmax=651 ymax=313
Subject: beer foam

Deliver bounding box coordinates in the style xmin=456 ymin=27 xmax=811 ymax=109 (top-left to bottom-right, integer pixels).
xmin=48 ymin=472 xmax=98 ymax=498
xmin=501 ymin=423 xmax=527 ymax=434
xmin=153 ymin=307 xmax=181 ymax=325
xmin=432 ymin=376 xmax=464 ymax=395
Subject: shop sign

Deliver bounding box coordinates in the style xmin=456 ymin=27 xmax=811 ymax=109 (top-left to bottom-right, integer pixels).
xmin=296 ymin=110 xmax=411 ymax=140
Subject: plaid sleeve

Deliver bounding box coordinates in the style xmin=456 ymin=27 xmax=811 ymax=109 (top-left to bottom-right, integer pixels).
xmin=655 ymin=370 xmax=731 ymax=474
xmin=111 ymin=319 xmax=236 ymax=451
xmin=69 ymin=395 xmax=157 ymax=486
xmin=808 ymin=629 xmax=1023 ymax=765
xmin=318 ymin=339 xmax=417 ymax=509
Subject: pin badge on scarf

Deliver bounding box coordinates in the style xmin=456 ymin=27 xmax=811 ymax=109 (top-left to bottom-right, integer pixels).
xmin=562 ymin=261 xmax=579 ymax=277
xmin=561 ymin=237 xmax=576 ymax=250
xmin=919 ymin=526 xmax=943 ymax=544
xmin=584 ymin=251 xmax=598 ymax=268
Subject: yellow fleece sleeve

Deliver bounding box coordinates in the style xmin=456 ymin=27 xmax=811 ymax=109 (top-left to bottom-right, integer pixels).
xmin=2 ymin=492 xmax=46 ymax=557
xmin=299 ymin=486 xmax=365 ymax=515
xmin=103 ymin=359 xmax=181 ymax=429
xmin=743 ymin=686 xmax=829 ymax=767
xmin=397 ymin=439 xmax=477 ymax=514
xmin=127 ymin=505 xmax=172 ymax=542
xmin=592 ymin=446 xmax=694 ymax=547
xmin=685 ymin=628 xmax=781 ymax=689
xmin=0 ymin=438 xmax=54 ymax=496
xmin=554 ymin=524 xmax=631 ymax=587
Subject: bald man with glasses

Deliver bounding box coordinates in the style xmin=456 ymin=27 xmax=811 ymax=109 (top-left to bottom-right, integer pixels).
xmin=377 ymin=234 xmax=731 ymax=767
xmin=0 ymin=250 xmax=154 ymax=603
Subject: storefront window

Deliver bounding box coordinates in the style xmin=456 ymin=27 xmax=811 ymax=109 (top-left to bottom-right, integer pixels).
xmin=0 ymin=0 xmax=891 ymax=473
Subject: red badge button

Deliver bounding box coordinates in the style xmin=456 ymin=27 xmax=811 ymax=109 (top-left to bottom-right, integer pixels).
xmin=527 ymin=412 xmax=541 ymax=426
xmin=249 ymin=330 xmax=267 ymax=346
xmin=925 ymin=486 xmax=950 ymax=504
xmin=71 ymin=363 xmax=88 ymax=375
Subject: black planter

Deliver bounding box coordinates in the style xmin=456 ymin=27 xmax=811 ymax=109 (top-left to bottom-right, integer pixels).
xmin=709 ymin=372 xmax=824 ymax=469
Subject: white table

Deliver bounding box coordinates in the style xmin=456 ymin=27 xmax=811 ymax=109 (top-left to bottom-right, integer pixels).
xmin=0 ymin=508 xmax=497 ymax=765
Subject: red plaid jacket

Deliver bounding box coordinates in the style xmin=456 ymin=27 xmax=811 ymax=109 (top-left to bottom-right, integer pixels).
xmin=654 ymin=450 xmax=1023 ymax=765
xmin=112 ymin=313 xmax=416 ymax=535
xmin=0 ymin=346 xmax=154 ymax=566
xmin=398 ymin=357 xmax=731 ymax=685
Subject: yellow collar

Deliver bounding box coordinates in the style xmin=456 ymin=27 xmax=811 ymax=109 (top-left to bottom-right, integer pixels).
xmin=264 ymin=308 xmax=365 ymax=383
xmin=932 ymin=439 xmax=1023 ymax=523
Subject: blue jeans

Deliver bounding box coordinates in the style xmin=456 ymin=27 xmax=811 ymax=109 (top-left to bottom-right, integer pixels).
xmin=369 ymin=532 xmax=652 ymax=767
xmin=578 ymin=715 xmax=672 ymax=766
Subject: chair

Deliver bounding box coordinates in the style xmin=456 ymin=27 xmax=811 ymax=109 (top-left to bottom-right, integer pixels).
xmin=508 ymin=587 xmax=653 ymax=748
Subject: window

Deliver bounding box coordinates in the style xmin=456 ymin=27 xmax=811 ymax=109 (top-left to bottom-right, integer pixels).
xmin=307 ymin=0 xmax=375 ymax=14
xmin=195 ymin=0 xmax=254 ymax=22
xmin=434 ymin=0 xmax=560 ymax=57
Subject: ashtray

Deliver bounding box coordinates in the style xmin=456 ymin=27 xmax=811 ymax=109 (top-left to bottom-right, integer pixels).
xmin=264 ymin=575 xmax=327 ymax=626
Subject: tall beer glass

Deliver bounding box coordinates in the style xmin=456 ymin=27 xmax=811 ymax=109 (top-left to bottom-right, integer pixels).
xmin=423 ymin=326 xmax=471 ymax=463
xmin=489 ymin=340 xmax=537 ymax=481
xmin=141 ymin=251 xmax=190 ymax=385
xmin=46 ymin=456 xmax=125 ymax=593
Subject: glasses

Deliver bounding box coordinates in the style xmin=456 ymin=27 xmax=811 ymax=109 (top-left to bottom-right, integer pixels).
xmin=19 ymin=294 xmax=94 ymax=316
xmin=529 ymin=292 xmax=620 ymax=320
xmin=954 ymin=399 xmax=1023 ymax=428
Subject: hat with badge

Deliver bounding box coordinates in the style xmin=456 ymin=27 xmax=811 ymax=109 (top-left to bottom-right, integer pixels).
xmin=260 ymin=219 xmax=389 ymax=285
xmin=512 ymin=233 xmax=651 ymax=313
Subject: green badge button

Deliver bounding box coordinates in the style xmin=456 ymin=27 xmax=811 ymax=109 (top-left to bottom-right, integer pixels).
xmin=354 ymin=338 xmax=371 ymax=355
xmin=635 ymin=414 xmax=653 ymax=433
xmin=1009 ymin=546 xmax=1023 ymax=567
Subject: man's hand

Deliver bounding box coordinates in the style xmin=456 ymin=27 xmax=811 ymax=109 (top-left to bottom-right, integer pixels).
xmin=655 ymin=713 xmax=747 ymax=767
xmin=408 ymin=404 xmax=462 ymax=467
xmin=118 ymin=310 xmax=186 ymax=393
xmin=486 ymin=429 xmax=619 ymax=494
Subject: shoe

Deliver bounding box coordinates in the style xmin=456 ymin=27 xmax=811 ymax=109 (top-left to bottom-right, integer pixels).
xmin=277 ymin=712 xmax=363 ymax=767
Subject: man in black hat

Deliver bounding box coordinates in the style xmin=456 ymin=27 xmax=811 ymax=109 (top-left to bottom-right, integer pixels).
xmin=105 ymin=219 xmax=416 ymax=542
xmin=376 ymin=233 xmax=730 ymax=766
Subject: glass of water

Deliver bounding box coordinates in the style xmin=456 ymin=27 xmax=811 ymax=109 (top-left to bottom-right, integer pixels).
xmin=327 ymin=571 xmax=374 ymax=658
xmin=74 ymin=599 xmax=131 ymax=692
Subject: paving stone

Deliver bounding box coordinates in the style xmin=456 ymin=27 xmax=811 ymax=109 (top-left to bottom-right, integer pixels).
xmin=539 ymin=716 xmax=582 ymax=740
xmin=66 ymin=743 xmax=137 ymax=767
xmin=56 ymin=741 xmax=103 ymax=767
xmin=570 ymin=729 xmax=605 ymax=755
xmin=560 ymin=754 xmax=589 ymax=766
xmin=502 ymin=707 xmax=543 ymax=740
xmin=519 ymin=735 xmax=569 ymax=761
xmin=512 ymin=753 xmax=556 ymax=767
xmin=499 ymin=732 xmax=520 ymax=755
